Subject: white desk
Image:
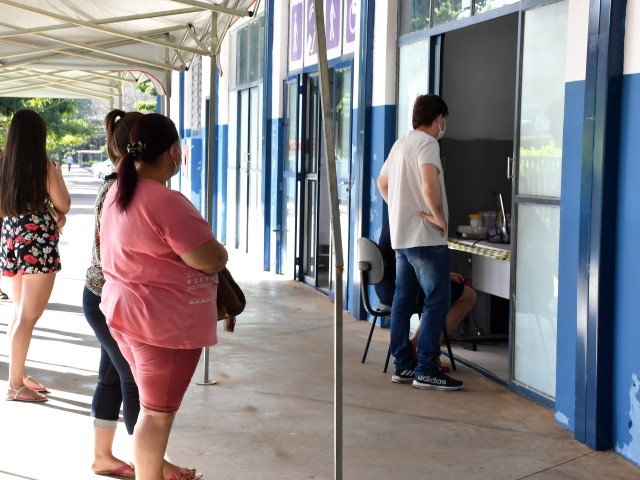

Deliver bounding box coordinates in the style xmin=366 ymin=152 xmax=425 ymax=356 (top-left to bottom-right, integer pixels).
xmin=448 ymin=238 xmax=511 ymax=300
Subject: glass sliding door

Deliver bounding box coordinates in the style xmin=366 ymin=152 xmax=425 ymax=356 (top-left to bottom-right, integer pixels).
xmin=302 ymin=75 xmax=323 ymax=287
xmin=331 ymin=66 xmax=352 ymax=298
xmin=282 ymin=79 xmax=300 ymax=277
xmin=237 ymin=86 xmax=263 ymax=256
xmin=512 ymin=0 xmax=568 ymax=398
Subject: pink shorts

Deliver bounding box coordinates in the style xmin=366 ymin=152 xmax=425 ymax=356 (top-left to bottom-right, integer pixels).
xmin=110 ymin=329 xmax=202 ymax=413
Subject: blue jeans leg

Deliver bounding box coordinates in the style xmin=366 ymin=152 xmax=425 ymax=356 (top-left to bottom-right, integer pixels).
xmin=83 ymin=287 xmax=140 ymax=434
xmin=392 ymin=246 xmax=450 ymax=374
xmin=410 ymin=246 xmax=451 ymax=375
xmin=390 ymin=250 xmax=421 ymax=371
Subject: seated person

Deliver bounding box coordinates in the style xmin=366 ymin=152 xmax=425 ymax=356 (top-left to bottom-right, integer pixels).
xmin=375 ymin=221 xmax=476 ymax=371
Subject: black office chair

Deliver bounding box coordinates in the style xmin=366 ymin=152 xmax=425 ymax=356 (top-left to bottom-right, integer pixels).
xmin=358 ymin=237 xmax=392 ymax=365
xmin=358 ymin=237 xmax=457 ymax=372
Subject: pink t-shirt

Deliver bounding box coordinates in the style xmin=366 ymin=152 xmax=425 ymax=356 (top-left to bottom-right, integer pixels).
xmin=100 ymin=179 xmax=218 ymax=349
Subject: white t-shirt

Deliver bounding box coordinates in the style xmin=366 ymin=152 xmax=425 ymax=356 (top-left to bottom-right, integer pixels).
xmin=379 ymin=129 xmax=448 ymax=249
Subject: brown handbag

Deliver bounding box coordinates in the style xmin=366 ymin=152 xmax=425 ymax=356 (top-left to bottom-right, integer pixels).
xmin=216 ymin=268 xmax=246 ymax=332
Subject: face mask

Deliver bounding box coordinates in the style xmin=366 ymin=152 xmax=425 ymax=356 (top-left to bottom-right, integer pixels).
xmin=172 ymin=146 xmax=181 ymax=176
xmin=437 ymin=117 xmax=446 ymax=140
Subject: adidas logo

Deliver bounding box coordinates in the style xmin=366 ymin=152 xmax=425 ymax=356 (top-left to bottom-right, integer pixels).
xmin=416 ymin=375 xmax=447 ymax=385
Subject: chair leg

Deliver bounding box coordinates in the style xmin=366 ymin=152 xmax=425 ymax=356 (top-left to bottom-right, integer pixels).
xmin=383 ymin=346 xmax=391 ymax=373
xmin=442 ymin=326 xmax=456 ymax=371
xmin=361 ymin=317 xmax=378 ymax=363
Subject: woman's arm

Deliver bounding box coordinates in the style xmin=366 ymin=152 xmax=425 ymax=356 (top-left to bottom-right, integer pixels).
xmin=47 ymin=161 xmax=71 ymax=214
xmin=180 ymin=237 xmax=228 ymax=274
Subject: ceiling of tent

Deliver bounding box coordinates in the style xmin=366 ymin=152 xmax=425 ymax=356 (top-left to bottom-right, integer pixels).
xmin=0 ymin=0 xmax=257 ymax=100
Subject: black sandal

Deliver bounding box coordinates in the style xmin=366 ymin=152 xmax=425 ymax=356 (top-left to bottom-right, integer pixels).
xmin=0 ymin=290 xmax=8 ymax=300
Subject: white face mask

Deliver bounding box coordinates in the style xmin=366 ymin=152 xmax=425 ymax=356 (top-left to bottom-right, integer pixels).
xmin=172 ymin=155 xmax=180 ymax=176
xmin=437 ymin=117 xmax=446 ymax=140
xmin=172 ymin=144 xmax=181 ymax=176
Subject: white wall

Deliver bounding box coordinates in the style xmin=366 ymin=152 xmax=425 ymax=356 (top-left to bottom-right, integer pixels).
xmin=371 ymin=0 xmax=397 ymax=107
xmin=626 ymin=0 xmax=640 ymax=75
xmin=565 ymin=0 xmax=589 ymax=82
xmin=271 ymin=0 xmax=289 ymax=118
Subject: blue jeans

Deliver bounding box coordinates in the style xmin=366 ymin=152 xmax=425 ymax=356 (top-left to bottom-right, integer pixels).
xmin=390 ymin=246 xmax=451 ymax=376
xmin=83 ymin=287 xmax=140 ymax=434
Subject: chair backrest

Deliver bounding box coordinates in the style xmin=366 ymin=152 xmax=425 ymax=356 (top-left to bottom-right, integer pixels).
xmin=358 ymin=237 xmax=386 ymax=285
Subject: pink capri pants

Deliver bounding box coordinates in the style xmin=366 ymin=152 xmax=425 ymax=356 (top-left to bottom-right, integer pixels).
xmin=110 ymin=329 xmax=202 ymax=413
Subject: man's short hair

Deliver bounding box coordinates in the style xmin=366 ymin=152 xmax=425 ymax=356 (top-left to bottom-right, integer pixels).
xmin=412 ymin=94 xmax=449 ymax=130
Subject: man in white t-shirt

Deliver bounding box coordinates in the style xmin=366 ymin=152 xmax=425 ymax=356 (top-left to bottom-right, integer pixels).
xmin=377 ymin=94 xmax=463 ymax=391
xmin=66 ymin=154 xmax=73 ymax=172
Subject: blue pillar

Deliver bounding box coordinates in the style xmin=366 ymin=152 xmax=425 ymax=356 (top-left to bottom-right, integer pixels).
xmin=575 ymin=0 xmax=627 ymax=450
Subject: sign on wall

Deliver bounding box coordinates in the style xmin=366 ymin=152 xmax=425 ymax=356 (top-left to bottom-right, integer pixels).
xmin=343 ymin=0 xmax=358 ymax=54
xmin=290 ymin=0 xmax=348 ymax=70
xmin=289 ymin=0 xmax=304 ymax=71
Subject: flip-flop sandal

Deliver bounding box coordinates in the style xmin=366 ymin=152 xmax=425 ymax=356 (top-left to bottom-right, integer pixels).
xmin=167 ymin=468 xmax=203 ymax=480
xmin=5 ymin=385 xmax=48 ymax=402
xmin=23 ymin=375 xmax=49 ymax=393
xmin=94 ymin=463 xmax=135 ymax=478
xmin=0 ymin=291 xmax=8 ymax=300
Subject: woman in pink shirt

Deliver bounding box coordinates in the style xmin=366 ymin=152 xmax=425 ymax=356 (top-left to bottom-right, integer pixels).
xmin=100 ymin=113 xmax=228 ymax=480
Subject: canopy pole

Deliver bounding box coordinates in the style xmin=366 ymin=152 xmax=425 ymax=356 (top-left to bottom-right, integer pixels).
xmin=198 ymin=10 xmax=218 ymax=387
xmin=312 ymin=1 xmax=344 ymax=478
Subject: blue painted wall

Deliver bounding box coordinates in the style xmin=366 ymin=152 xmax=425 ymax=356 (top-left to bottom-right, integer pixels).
xmin=613 ymin=72 xmax=640 ymax=466
xmin=555 ymin=80 xmax=585 ymax=431
xmin=190 ymin=138 xmax=203 ymax=210
xmin=365 ymin=103 xmax=397 ymax=326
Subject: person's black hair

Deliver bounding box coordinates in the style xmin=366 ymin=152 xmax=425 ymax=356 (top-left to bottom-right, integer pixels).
xmin=0 ymin=109 xmax=49 ymax=217
xmin=412 ymin=94 xmax=449 ymax=130
xmin=104 ymin=109 xmax=143 ymax=166
xmin=115 ymin=113 xmax=179 ymax=212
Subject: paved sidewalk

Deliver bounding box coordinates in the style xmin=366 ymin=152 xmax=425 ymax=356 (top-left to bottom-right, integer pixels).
xmin=1 ymin=166 xmax=639 ymax=479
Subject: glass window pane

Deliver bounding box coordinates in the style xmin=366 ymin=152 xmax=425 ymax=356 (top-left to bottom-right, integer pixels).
xmin=237 ymin=27 xmax=248 ymax=85
xmin=399 ymin=0 xmax=430 ymax=36
xmin=514 ymin=204 xmax=560 ymax=397
xmin=433 ymin=0 xmax=472 ymax=27
xmin=518 ymin=1 xmax=568 ymax=198
xmin=249 ymin=22 xmax=260 ymax=82
xmin=397 ymin=39 xmax=429 ymax=137
xmin=475 ymin=0 xmax=519 ymax=15
xmin=285 ymin=83 xmax=298 ymax=172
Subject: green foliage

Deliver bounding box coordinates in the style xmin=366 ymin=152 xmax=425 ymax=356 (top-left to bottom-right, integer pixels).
xmin=136 ymin=100 xmax=157 ymax=113
xmin=137 ymin=80 xmax=158 ymax=97
xmin=520 ymin=143 xmax=562 ymax=158
xmin=407 ymin=0 xmax=491 ymax=31
xmin=0 ymin=97 xmax=98 ymax=158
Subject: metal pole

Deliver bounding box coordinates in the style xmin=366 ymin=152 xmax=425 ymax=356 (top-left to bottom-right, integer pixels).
xmin=198 ymin=11 xmax=219 ymax=387
xmin=312 ymin=1 xmax=343 ymax=478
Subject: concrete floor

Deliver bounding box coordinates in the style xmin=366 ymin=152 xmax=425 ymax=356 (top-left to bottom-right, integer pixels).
xmin=1 ymin=167 xmax=639 ymax=479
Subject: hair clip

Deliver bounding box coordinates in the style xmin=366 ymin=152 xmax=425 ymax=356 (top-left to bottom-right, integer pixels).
xmin=127 ymin=140 xmax=146 ymax=159
xmin=114 ymin=115 xmax=121 ymax=123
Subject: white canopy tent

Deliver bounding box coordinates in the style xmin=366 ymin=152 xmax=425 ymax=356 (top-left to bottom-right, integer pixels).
xmin=0 ymin=0 xmax=255 ymax=100
xmin=0 ymin=1 xmax=345 ymax=477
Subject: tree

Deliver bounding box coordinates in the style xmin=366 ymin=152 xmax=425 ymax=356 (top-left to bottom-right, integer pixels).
xmin=0 ymin=98 xmax=99 ymax=159
xmin=135 ymin=80 xmax=158 ymax=113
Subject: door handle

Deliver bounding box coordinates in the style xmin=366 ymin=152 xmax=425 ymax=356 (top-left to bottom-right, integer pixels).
xmin=507 ymin=156 xmax=513 ymax=180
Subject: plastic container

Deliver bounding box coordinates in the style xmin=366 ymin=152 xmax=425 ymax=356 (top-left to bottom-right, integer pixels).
xmin=469 ymin=213 xmax=482 ymax=232
xmin=480 ymin=211 xmax=496 ymax=228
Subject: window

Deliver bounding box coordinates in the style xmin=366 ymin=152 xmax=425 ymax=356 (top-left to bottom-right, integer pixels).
xmin=235 ymin=16 xmax=265 ymax=88
xmin=399 ymin=0 xmax=430 ymax=36
xmin=399 ymin=0 xmax=520 ymax=33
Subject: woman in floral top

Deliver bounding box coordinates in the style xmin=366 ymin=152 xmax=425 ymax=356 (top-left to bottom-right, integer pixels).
xmin=0 ymin=109 xmax=70 ymax=402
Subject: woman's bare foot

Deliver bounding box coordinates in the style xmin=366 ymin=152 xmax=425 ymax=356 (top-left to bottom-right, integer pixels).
xmin=164 ymin=460 xmax=202 ymax=479
xmin=23 ymin=375 xmax=48 ymax=393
